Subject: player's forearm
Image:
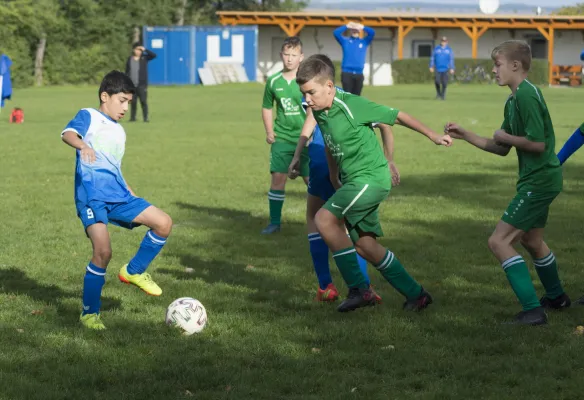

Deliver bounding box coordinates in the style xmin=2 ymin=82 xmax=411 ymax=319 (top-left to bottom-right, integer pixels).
xmin=62 ymin=131 xmax=88 ymax=150
xmin=503 ymin=136 xmax=545 ymax=153
xmin=293 ymin=136 xmax=309 ymax=161
xmin=325 ymin=147 xmax=340 ymax=184
xmin=395 ymin=111 xmax=439 ymax=143
xmin=378 ymin=124 xmax=394 ymax=162
xmin=301 ymin=109 xmax=317 ymax=139
xmin=261 ymin=108 xmax=275 ymax=135
xmin=463 ymin=130 xmax=510 ymax=156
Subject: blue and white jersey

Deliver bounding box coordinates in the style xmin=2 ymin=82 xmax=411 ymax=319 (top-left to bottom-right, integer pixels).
xmin=62 ymin=108 xmax=131 ymax=205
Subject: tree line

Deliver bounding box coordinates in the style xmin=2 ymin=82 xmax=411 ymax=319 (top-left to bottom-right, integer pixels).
xmin=0 ymin=0 xmax=307 ymax=87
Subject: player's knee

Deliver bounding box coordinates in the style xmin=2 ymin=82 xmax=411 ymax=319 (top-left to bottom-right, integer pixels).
xmin=155 ymin=213 xmax=173 ymax=238
xmin=487 ymin=234 xmax=503 ymax=254
xmin=314 ymin=209 xmax=332 ymax=231
xmin=520 ymin=235 xmax=541 ymax=253
xmin=94 ymin=247 xmax=112 ymax=266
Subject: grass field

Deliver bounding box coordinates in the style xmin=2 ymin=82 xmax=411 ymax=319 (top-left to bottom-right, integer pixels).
xmin=1 ymin=83 xmax=584 ymax=400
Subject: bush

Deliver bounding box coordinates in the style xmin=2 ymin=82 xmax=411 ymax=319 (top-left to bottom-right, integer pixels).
xmin=391 ymin=58 xmax=549 ymax=85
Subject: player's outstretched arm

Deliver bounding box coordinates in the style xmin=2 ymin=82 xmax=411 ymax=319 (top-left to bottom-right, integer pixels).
xmin=444 ymin=123 xmax=511 ymax=156
xmin=62 ymin=130 xmax=96 ymax=163
xmin=557 ymin=125 xmax=584 ymax=165
xmin=377 ymin=123 xmax=400 ymax=186
xmin=261 ymin=108 xmax=275 ymax=144
xmin=395 ymin=111 xmax=452 ymax=146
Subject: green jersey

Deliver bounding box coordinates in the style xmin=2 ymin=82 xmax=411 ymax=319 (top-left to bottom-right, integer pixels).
xmin=501 ymin=79 xmax=562 ymax=193
xmin=313 ymin=89 xmax=399 ymax=188
xmin=262 ymin=72 xmax=305 ymax=144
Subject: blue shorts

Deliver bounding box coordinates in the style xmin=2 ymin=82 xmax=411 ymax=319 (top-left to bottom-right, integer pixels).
xmin=77 ymin=197 xmax=151 ymax=231
xmin=307 ymin=163 xmax=336 ymax=201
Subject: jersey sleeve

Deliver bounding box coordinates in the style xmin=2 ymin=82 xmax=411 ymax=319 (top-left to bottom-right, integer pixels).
xmin=262 ymin=81 xmax=275 ymax=109
xmin=61 ymin=109 xmax=91 ymax=138
xmin=349 ymin=96 xmax=399 ymax=126
xmin=501 ymin=100 xmax=511 ymax=132
xmin=517 ymin=92 xmax=545 ymax=142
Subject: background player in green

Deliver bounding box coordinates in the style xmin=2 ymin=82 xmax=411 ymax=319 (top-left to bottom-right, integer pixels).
xmin=296 ymin=54 xmax=452 ymax=312
xmin=445 ymin=40 xmax=569 ymax=326
xmin=261 ymin=36 xmax=309 ymax=234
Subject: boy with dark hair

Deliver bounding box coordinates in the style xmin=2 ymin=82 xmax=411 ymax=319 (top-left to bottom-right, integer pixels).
xmin=61 ymin=70 xmax=172 ymax=330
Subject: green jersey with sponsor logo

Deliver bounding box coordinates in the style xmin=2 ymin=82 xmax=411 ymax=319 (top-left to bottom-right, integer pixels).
xmin=501 ymin=79 xmax=562 ymax=193
xmin=312 ymin=89 xmax=399 ymax=189
xmin=262 ymin=72 xmax=305 ymax=144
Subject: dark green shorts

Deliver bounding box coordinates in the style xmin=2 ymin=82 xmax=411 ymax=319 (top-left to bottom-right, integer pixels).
xmin=270 ymin=141 xmax=309 ymax=176
xmin=322 ymin=182 xmax=390 ymax=238
xmin=501 ymin=191 xmax=560 ymax=231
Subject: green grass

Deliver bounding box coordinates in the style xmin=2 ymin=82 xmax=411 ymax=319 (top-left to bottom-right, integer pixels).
xmin=1 ymin=83 xmax=584 ymax=400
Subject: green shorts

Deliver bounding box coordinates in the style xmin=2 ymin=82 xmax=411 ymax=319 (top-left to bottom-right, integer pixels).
xmin=323 ymin=182 xmax=390 ymax=239
xmin=270 ymin=141 xmax=309 ymax=176
xmin=501 ymin=191 xmax=560 ymax=231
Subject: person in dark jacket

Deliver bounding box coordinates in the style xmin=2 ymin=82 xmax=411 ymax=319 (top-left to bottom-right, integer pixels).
xmin=125 ymin=43 xmax=156 ymax=122
xmin=429 ymin=36 xmax=455 ymax=100
xmin=333 ymin=22 xmax=375 ymax=96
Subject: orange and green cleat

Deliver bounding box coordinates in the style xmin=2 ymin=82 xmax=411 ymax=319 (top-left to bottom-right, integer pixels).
xmin=315 ymin=283 xmax=340 ymax=302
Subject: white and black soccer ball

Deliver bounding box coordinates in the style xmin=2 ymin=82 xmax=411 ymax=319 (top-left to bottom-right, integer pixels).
xmin=165 ymin=297 xmax=207 ymax=335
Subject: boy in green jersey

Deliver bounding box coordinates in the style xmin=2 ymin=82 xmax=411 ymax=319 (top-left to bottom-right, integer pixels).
xmin=296 ymin=54 xmax=452 ymax=312
xmin=261 ymin=36 xmax=310 ymax=234
xmin=445 ymin=40 xmax=569 ymax=325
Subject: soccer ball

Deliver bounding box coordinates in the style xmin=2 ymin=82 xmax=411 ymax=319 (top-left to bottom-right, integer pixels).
xmin=165 ymin=297 xmax=207 ymax=335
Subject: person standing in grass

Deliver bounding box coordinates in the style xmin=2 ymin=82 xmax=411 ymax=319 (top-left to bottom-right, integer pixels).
xmin=445 ymin=40 xmax=569 ymax=326
xmin=287 ymin=80 xmax=399 ymax=303
xmin=260 ymin=36 xmax=310 ymax=235
xmin=61 ymin=71 xmax=173 ymax=330
xmin=296 ymin=54 xmax=451 ymax=312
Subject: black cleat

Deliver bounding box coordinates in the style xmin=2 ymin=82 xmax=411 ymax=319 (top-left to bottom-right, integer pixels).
xmin=575 ymin=295 xmax=584 ymax=305
xmin=261 ymin=224 xmax=281 ymax=235
xmin=337 ymin=287 xmax=377 ymax=312
xmin=540 ymin=293 xmax=571 ymax=310
xmin=403 ymin=287 xmax=433 ymax=312
xmin=505 ymin=307 xmax=548 ymax=326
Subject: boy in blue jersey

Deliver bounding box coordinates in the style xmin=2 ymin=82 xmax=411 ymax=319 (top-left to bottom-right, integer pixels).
xmin=289 ymin=86 xmax=400 ymax=302
xmin=61 ymin=70 xmax=173 ymax=330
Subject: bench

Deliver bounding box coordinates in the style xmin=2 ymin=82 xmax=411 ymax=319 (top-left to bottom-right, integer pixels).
xmin=551 ymin=65 xmax=582 ymax=86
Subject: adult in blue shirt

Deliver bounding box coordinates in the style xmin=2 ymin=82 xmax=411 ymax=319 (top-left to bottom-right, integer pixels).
xmin=333 ymin=21 xmax=375 ymax=95
xmin=429 ymin=36 xmax=455 ymax=100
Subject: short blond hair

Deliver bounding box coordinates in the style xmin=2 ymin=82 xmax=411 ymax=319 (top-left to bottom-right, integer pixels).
xmin=491 ymin=40 xmax=532 ymax=72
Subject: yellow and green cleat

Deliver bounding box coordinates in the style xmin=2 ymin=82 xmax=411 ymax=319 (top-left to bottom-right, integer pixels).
xmin=118 ymin=264 xmax=162 ymax=296
xmin=80 ymin=313 xmax=106 ymax=330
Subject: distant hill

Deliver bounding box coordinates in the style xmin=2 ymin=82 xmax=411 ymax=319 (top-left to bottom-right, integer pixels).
xmin=306 ymin=1 xmax=557 ymax=15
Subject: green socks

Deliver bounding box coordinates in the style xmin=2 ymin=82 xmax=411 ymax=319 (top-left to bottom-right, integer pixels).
xmin=332 ymin=247 xmax=368 ymax=289
xmin=534 ymin=252 xmax=564 ymax=300
xmin=268 ymin=190 xmax=285 ymax=225
xmin=375 ymin=250 xmax=422 ymax=300
xmin=502 ymin=256 xmax=541 ymax=311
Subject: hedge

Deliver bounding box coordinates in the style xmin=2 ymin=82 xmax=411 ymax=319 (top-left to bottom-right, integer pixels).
xmin=391 ymin=58 xmax=548 ymax=85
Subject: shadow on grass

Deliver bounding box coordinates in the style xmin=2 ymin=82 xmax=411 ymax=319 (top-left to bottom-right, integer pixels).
xmin=0 ymin=267 xmax=122 ymax=324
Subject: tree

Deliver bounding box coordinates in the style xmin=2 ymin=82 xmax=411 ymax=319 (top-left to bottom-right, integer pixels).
xmin=554 ymin=3 xmax=584 ymax=15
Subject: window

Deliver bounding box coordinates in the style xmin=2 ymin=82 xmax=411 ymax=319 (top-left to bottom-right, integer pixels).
xmin=412 ymin=40 xmax=434 ymax=58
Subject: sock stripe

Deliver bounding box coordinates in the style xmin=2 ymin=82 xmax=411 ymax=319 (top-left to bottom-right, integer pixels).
xmin=376 ymin=251 xmax=394 ymax=271
xmin=502 ymin=256 xmax=525 ymax=270
xmin=333 ymin=248 xmax=356 ymax=258
xmin=308 ymin=232 xmax=320 ymax=238
xmin=534 ymin=252 xmax=555 ymax=268
xmin=308 ymin=235 xmax=322 ymax=242
xmin=268 ymin=196 xmax=285 ymax=201
xmin=87 ymin=265 xmax=106 ymax=276
xmin=268 ymin=192 xmax=285 ymax=199
xmin=147 ymin=231 xmax=166 ymax=245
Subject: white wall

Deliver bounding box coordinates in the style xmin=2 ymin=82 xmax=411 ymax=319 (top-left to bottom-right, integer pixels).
xmin=257 ymin=24 xmax=584 ymax=85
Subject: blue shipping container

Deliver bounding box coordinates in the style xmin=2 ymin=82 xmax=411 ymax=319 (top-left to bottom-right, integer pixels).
xmin=143 ymin=25 xmax=258 ymax=85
